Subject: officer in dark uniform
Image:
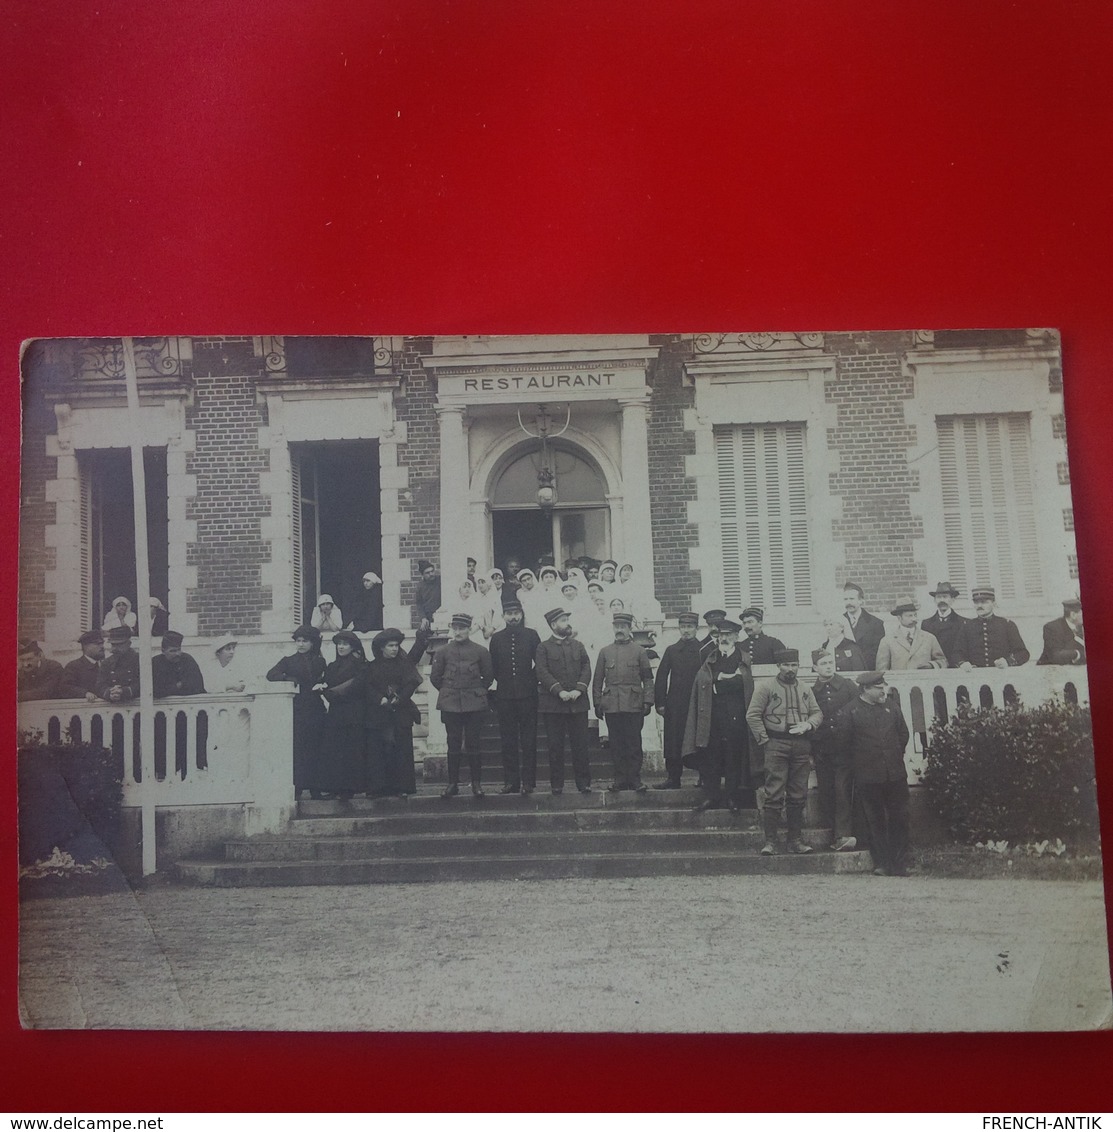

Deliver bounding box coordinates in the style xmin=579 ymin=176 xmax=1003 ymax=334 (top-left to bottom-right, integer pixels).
xmin=738 ymin=606 xmax=787 ymax=666
xmin=534 ymin=606 xmax=593 ymax=795
xmin=920 ymin=581 xmax=969 ymax=668
xmin=60 ymin=629 xmax=106 ymax=700
xmin=698 ymin=609 xmax=727 ymax=659
xmin=652 ymin=611 xmax=703 ymax=788
xmin=152 ymin=630 xmax=207 ymax=697
xmin=97 ymin=626 xmax=141 ymax=703
xmin=593 ymin=612 xmax=654 ymax=791
xmin=488 ymin=600 xmax=542 ymax=794
xmin=17 ymin=639 xmax=65 ymax=701
xmin=429 ymin=611 xmax=494 ymax=797
xmin=809 ymin=648 xmax=859 ymax=850
xmin=953 ymin=585 xmax=1030 ymax=669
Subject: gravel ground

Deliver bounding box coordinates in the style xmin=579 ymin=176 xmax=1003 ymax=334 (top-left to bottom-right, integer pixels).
xmin=18 ymin=875 xmax=1112 ymax=1033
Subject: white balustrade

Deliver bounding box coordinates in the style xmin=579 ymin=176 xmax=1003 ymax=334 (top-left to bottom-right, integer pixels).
xmin=17 ymin=688 xmax=295 ymax=834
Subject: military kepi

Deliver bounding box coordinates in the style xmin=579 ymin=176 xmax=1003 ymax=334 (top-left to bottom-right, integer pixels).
xmin=773 ymin=648 xmax=799 ymax=663
xmin=856 ymin=671 xmax=886 ymax=686
xmin=449 ymin=612 xmax=473 ymax=628
xmin=741 ymin=606 xmax=764 ymax=621
xmin=971 ymin=585 xmax=996 ymax=600
xmin=702 ymin=609 xmax=727 ymax=624
xmin=612 ymin=612 xmax=634 ymax=627
xmin=677 ymin=611 xmax=700 ymax=626
xmin=106 ymin=626 xmax=132 ymax=643
xmin=544 ymin=607 xmax=569 ymax=626
xmin=811 ymin=648 xmax=831 ymax=664
xmin=162 ymin=630 xmax=185 ymax=647
xmin=717 ymin=618 xmax=742 ymax=633
xmin=78 ymin=629 xmax=103 ymax=646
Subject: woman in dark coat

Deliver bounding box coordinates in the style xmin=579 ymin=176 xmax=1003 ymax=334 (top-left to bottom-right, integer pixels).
xmin=364 ymin=628 xmax=423 ymax=797
xmin=265 ymin=625 xmax=327 ymax=799
xmin=312 ymin=629 xmax=368 ymax=800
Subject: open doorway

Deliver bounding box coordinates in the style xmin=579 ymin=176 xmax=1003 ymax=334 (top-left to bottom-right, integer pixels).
xmin=291 ymin=441 xmax=381 ymax=626
xmin=492 ymin=511 xmax=552 ymax=574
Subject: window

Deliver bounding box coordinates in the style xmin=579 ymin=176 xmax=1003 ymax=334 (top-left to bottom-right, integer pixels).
xmin=936 ymin=413 xmax=1043 ymax=602
xmin=715 ymin=423 xmax=811 ymax=610
xmin=79 ymin=448 xmax=169 ymax=628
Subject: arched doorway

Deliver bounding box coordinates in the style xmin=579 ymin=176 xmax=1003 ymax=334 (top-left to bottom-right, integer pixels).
xmin=489 ymin=441 xmax=611 ymax=571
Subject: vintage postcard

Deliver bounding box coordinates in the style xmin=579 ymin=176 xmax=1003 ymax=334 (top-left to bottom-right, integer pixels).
xmin=16 ymin=330 xmax=1110 ymax=1031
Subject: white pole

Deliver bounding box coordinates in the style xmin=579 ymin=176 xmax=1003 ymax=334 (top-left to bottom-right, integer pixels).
xmin=121 ymin=337 xmax=158 ymax=876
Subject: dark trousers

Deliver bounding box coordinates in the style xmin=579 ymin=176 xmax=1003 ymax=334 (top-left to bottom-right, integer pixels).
xmin=606 ymin=712 xmax=645 ymax=788
xmin=702 ymin=728 xmax=743 ymax=803
xmin=543 ymin=712 xmax=591 ymax=791
xmin=859 ymin=779 xmax=911 ymax=874
xmin=812 ymin=741 xmax=854 ymax=840
xmin=496 ymin=696 xmax=538 ymax=789
xmin=442 ymin=710 xmax=485 ymax=786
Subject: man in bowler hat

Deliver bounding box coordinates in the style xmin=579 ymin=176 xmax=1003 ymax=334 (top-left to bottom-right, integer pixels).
xmin=921 ymin=582 xmax=969 ymax=667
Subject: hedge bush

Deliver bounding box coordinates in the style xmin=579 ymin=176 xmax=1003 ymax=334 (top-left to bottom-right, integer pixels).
xmin=17 ymin=729 xmax=124 ymax=863
xmin=920 ymin=699 xmax=1100 ymax=845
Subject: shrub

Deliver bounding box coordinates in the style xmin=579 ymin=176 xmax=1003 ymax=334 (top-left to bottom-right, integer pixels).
xmin=17 ymin=729 xmax=124 ymax=865
xmin=920 ymin=699 xmax=1100 ymax=846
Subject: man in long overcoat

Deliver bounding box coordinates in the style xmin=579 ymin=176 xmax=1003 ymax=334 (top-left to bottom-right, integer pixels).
xmin=683 ymin=618 xmax=756 ymax=814
xmin=875 ymin=602 xmax=947 ymax=671
xmin=920 ymin=581 xmax=969 ymax=667
xmin=652 ymin=611 xmax=703 ymax=789
xmin=488 ymin=599 xmax=542 ymax=793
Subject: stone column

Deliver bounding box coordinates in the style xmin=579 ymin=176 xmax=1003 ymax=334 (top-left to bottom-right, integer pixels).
xmin=434 ymin=404 xmax=470 ymax=625
xmin=618 ymin=395 xmax=662 ymax=620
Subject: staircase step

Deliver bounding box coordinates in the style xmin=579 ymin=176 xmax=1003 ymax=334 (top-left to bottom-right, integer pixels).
xmin=296 ymin=787 xmax=714 ymax=813
xmin=285 ymin=808 xmax=790 ymax=837
xmin=176 ymin=848 xmax=874 ymax=886
xmin=222 ymin=827 xmax=840 ymax=862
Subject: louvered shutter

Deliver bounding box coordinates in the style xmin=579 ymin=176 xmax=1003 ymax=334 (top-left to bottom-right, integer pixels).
xmin=716 ymin=423 xmax=812 ymax=610
xmin=79 ymin=463 xmax=92 ymax=630
xmin=936 ymin=414 xmax=1043 ymax=601
xmin=290 ymin=449 xmax=303 ymax=626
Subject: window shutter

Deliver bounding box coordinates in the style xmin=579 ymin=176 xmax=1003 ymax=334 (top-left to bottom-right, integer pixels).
xmin=79 ymin=466 xmax=92 ymax=630
xmin=716 ymin=422 xmax=812 ymax=611
xmin=936 ymin=414 xmax=1043 ymax=601
xmin=290 ymin=449 xmax=303 ymax=626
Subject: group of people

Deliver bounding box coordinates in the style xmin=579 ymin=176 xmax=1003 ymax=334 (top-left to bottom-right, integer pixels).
xmin=18 ymin=567 xmax=1086 ymax=875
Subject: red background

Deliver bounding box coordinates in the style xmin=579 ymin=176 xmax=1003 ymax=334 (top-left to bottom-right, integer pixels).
xmin=2 ymin=0 xmax=1112 ymax=1111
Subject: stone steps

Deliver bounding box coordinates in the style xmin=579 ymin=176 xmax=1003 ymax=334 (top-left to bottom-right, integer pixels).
xmin=174 ymin=787 xmax=872 ymax=887
xmin=176 ymin=847 xmax=872 ymax=887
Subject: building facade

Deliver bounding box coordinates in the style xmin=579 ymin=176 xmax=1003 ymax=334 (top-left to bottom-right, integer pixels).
xmin=19 ymin=329 xmax=1075 ymax=661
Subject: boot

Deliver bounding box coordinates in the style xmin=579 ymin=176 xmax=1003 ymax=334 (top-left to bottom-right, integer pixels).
xmin=787 ymin=805 xmax=812 ymax=854
xmin=441 ymin=783 xmax=459 ymax=798
xmin=760 ymin=806 xmax=779 ymax=855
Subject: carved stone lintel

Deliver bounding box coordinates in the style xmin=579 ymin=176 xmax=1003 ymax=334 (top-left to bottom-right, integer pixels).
xmin=913 ymin=330 xmax=935 ymax=346
xmin=693 ymin=332 xmax=825 ymax=354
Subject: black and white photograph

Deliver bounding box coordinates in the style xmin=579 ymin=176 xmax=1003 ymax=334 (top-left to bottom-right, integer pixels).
xmin=16 ymin=330 xmax=1110 ymax=1032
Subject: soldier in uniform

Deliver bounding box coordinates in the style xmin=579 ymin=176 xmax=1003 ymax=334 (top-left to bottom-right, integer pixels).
xmin=684 ymin=618 xmax=756 ymax=815
xmin=593 ymin=611 xmax=654 ymax=792
xmin=152 ymin=630 xmax=206 ymax=697
xmin=60 ymin=629 xmax=106 ymax=700
xmin=875 ymin=602 xmax=947 ymax=670
xmin=17 ymin=639 xmax=65 ymax=701
xmin=97 ymin=625 xmax=141 ymax=703
xmin=738 ymin=606 xmax=786 ymax=666
xmin=809 ymin=649 xmax=859 ymax=851
xmin=953 ymin=586 xmax=1030 ymax=669
xmin=842 ymin=582 xmax=886 ymax=669
xmin=698 ymin=609 xmax=727 ymax=659
xmin=488 ymin=599 xmax=542 ymax=794
xmin=652 ymin=611 xmax=703 ymax=789
xmin=920 ymin=581 xmax=969 ymax=668
xmin=1037 ymin=599 xmax=1085 ymax=665
xmin=747 ymin=648 xmax=823 ymax=855
xmin=429 ymin=611 xmax=494 ymax=797
xmin=535 ymin=606 xmax=593 ymax=795
xmin=835 ymin=671 xmax=912 ymax=877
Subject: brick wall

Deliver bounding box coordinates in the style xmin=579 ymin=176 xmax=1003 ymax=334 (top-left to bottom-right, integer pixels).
xmin=17 ymin=363 xmax=57 ymax=639
xmin=647 ymin=334 xmax=700 ymax=616
xmin=184 ymin=338 xmax=272 ymax=634
xmin=393 ymin=337 xmax=438 ymax=627
xmin=825 ymin=331 xmax=925 ymax=613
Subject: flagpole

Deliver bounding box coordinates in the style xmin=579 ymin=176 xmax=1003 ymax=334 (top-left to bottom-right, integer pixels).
xmin=121 ymin=337 xmax=157 ymax=876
